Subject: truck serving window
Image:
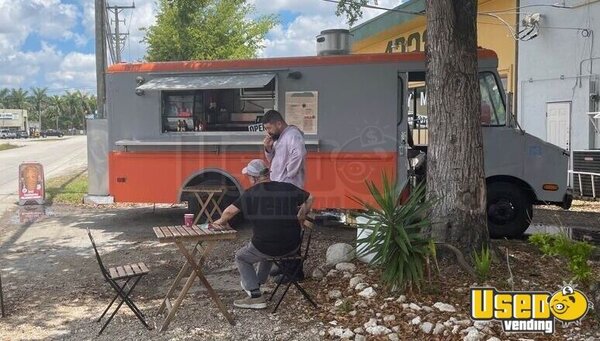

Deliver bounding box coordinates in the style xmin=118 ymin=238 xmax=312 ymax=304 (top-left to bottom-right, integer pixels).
xmin=160 ymin=78 xmax=276 ymax=134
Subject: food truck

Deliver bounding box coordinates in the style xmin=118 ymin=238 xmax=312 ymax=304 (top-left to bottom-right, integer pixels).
xmin=99 ymin=48 xmax=571 ymax=238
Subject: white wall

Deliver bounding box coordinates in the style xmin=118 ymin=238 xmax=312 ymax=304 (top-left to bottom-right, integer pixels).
xmin=518 ymin=0 xmax=600 ymax=150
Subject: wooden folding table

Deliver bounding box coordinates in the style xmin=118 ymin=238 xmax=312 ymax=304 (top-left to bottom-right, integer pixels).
xmin=154 ymin=224 xmax=237 ymax=331
xmin=181 ymin=185 xmax=229 ymax=225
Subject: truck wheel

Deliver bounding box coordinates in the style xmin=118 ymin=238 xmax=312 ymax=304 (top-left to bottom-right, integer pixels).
xmin=487 ymin=181 xmax=532 ymax=238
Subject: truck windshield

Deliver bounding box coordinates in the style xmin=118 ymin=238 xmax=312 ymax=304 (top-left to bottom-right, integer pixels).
xmin=479 ymin=72 xmax=506 ymax=126
xmin=408 ymin=71 xmax=507 ymax=145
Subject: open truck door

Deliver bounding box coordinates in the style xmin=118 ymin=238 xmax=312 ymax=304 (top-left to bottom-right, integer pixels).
xmin=397 ymin=72 xmax=410 ymax=200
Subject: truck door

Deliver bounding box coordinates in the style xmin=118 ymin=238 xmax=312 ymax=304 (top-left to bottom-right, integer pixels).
xmin=397 ymin=72 xmax=409 ymax=185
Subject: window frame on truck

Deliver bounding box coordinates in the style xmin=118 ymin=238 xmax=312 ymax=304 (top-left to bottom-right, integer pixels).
xmin=147 ymin=73 xmax=279 ymax=135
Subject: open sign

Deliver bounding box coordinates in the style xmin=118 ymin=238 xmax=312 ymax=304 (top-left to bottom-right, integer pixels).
xmin=248 ymin=123 xmax=265 ymax=132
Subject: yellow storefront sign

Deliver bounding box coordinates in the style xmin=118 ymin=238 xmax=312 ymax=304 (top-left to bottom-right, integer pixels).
xmin=351 ymin=0 xmax=517 ymax=94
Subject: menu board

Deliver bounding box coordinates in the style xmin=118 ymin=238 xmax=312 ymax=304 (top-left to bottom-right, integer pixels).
xmin=285 ymin=91 xmax=318 ymax=134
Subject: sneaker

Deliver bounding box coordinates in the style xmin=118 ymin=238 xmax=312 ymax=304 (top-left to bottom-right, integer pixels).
xmin=233 ymin=295 xmax=267 ymax=309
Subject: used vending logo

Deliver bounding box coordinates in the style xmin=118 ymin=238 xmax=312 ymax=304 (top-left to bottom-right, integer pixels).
xmin=470 ymin=286 xmax=591 ymax=334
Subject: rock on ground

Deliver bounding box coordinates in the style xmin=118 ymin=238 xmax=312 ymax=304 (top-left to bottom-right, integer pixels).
xmin=328 ymin=327 xmax=354 ymax=339
xmin=463 ymin=328 xmax=484 ymax=341
xmin=355 ymin=282 xmax=369 ymax=291
xmin=366 ymin=325 xmax=392 ymax=336
xmin=420 ymin=322 xmax=433 ymax=334
xmin=358 ymin=287 xmax=377 ymax=299
xmin=328 ymin=290 xmax=342 ymax=299
xmin=409 ymin=303 xmax=422 ymax=311
xmin=311 ymin=268 xmax=324 ymax=280
xmin=335 ymin=262 xmax=356 ymax=272
xmin=388 ymin=333 xmax=400 ymax=341
xmin=433 ymin=302 xmax=457 ymax=312
xmin=355 ymin=335 xmax=367 ymax=341
xmin=433 ymin=323 xmax=445 ymax=335
xmin=326 ymin=243 xmax=355 ymax=266
xmin=349 ymin=275 xmax=365 ymax=288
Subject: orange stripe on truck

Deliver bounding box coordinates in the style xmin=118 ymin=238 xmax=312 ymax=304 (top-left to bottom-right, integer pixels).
xmin=109 ymin=151 xmax=397 ymax=209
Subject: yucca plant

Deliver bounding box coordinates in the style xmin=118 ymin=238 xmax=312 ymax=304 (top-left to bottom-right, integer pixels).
xmin=351 ymin=173 xmax=432 ymax=292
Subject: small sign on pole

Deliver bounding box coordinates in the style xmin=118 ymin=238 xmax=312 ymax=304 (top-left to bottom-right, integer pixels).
xmin=18 ymin=162 xmax=45 ymax=205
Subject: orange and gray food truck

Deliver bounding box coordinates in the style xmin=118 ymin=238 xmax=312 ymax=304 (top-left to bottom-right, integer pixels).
xmin=92 ymin=48 xmax=571 ymax=238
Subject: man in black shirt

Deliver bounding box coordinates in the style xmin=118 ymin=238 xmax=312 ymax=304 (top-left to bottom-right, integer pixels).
xmin=213 ymin=159 xmax=313 ymax=309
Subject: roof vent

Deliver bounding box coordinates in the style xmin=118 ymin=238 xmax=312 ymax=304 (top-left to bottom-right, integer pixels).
xmin=316 ymin=29 xmax=352 ymax=56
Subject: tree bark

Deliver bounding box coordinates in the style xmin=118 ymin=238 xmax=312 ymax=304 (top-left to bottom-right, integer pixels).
xmin=425 ymin=0 xmax=489 ymax=252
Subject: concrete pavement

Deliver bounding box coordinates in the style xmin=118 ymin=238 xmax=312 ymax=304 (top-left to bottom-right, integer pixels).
xmin=0 ymin=136 xmax=87 ymax=217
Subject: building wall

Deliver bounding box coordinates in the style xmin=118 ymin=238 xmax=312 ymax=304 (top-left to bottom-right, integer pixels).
xmin=351 ymin=0 xmax=517 ymax=94
xmin=0 ymin=109 xmax=28 ymax=130
xmin=518 ymin=0 xmax=600 ymax=150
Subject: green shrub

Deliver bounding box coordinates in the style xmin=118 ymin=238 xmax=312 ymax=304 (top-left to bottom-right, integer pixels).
xmin=529 ymin=233 xmax=559 ymax=256
xmin=351 ymin=174 xmax=431 ymax=292
xmin=473 ymin=246 xmax=492 ymax=281
xmin=529 ymin=232 xmax=595 ymax=283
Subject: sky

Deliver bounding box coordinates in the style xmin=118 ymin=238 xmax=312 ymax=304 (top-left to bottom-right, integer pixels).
xmin=0 ymin=0 xmax=402 ymax=95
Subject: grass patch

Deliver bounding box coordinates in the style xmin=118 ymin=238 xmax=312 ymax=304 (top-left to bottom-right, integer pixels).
xmin=45 ymin=170 xmax=88 ymax=205
xmin=0 ymin=143 xmax=19 ymax=151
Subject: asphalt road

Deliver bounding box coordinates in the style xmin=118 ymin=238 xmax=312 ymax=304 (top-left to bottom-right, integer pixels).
xmin=0 ymin=136 xmax=87 ymax=216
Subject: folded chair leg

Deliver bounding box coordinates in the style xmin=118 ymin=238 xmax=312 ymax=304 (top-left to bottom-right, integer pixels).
xmin=272 ymin=280 xmax=294 ymax=313
xmin=291 ymin=281 xmax=317 ymax=308
xmin=271 ymin=260 xmax=303 ymax=313
xmin=108 ymin=276 xmax=147 ymax=319
xmin=99 ymin=277 xmax=150 ymax=335
xmin=268 ymin=261 xmax=285 ymax=302
xmin=113 ymin=277 xmax=149 ymax=324
xmin=98 ymin=278 xmax=131 ymax=322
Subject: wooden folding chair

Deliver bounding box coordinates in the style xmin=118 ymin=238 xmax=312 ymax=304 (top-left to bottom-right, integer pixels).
xmin=87 ymin=228 xmax=152 ymax=335
xmin=267 ymin=217 xmax=318 ymax=313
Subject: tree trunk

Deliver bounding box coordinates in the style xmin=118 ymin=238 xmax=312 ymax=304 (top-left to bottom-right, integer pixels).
xmin=424 ymin=0 xmax=489 ymax=252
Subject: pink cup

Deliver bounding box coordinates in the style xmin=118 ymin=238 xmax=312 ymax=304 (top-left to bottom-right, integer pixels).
xmin=184 ymin=214 xmax=194 ymax=227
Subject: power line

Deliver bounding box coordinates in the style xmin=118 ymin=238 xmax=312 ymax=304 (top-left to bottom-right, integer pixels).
xmin=322 ymin=0 xmax=425 ymax=16
xmin=106 ymin=2 xmax=135 ymax=64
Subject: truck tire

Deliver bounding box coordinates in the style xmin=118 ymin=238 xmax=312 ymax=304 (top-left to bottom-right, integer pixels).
xmin=486 ymin=181 xmax=532 ymax=238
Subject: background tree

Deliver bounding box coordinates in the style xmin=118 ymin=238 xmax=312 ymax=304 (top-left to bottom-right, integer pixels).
xmin=0 ymin=87 xmax=95 ymax=131
xmin=336 ymin=0 xmax=489 ymax=253
xmin=8 ymin=88 xmax=29 ymax=110
xmin=143 ymin=0 xmax=278 ymax=61
xmin=48 ymin=95 xmax=64 ymax=130
xmin=0 ymin=88 xmax=9 ymax=108
xmin=29 ymin=87 xmax=48 ymax=126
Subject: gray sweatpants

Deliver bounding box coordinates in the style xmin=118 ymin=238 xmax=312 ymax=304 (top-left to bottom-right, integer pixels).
xmin=235 ymin=242 xmax=297 ymax=292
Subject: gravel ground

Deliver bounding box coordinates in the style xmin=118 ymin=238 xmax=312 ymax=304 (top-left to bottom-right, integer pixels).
xmin=0 ymin=202 xmax=598 ymax=340
xmin=0 ymin=204 xmax=354 ymax=341
xmin=533 ymin=200 xmax=600 ymax=229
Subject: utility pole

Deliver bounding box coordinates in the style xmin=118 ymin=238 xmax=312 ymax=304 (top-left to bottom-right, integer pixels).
xmin=95 ymin=0 xmax=107 ymax=119
xmin=106 ymin=2 xmax=135 ymax=64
